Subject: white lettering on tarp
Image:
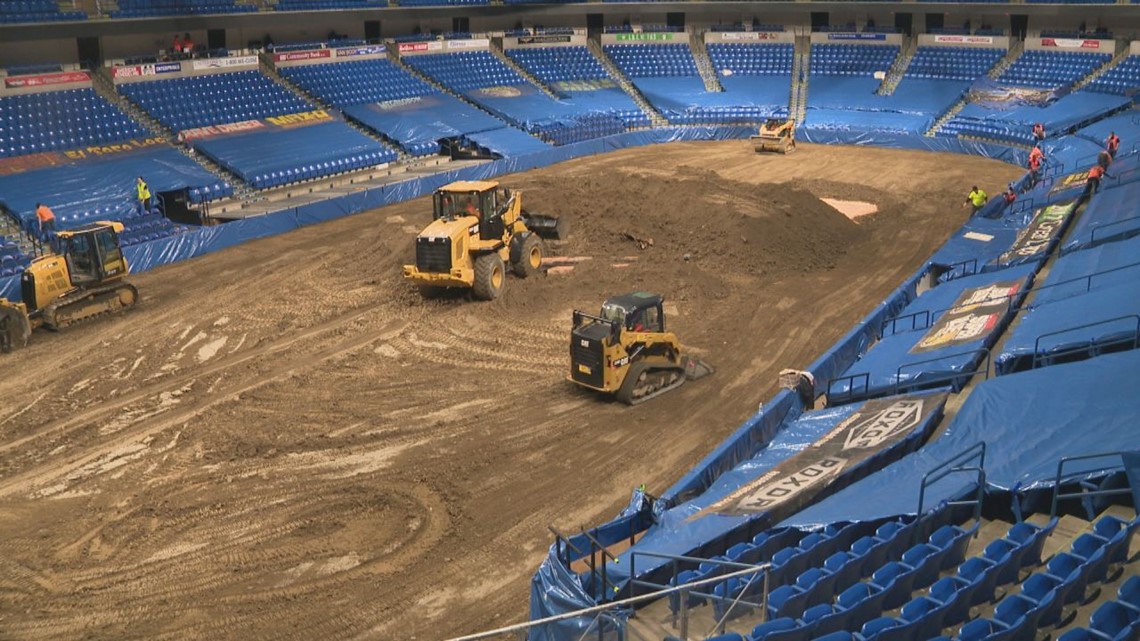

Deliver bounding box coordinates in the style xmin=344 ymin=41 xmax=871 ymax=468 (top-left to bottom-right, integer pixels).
xmin=733 ymin=457 xmax=846 ymax=512
xmin=843 ymin=399 xmax=924 ymax=449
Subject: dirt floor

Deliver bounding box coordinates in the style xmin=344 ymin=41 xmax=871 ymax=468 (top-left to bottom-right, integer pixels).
xmin=0 ymin=142 xmax=1021 ymax=640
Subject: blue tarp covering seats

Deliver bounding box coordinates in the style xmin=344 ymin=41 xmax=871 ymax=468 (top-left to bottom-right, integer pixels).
xmin=191 ymin=121 xmax=397 ymax=189
xmin=0 ymin=146 xmax=230 ymax=233
xmin=811 ymin=44 xmax=899 ymax=76
xmin=344 ymin=93 xmax=509 ymax=156
xmin=464 ymin=127 xmax=552 ymax=156
xmin=827 ymin=264 xmax=1037 ymax=403
xmin=505 ymin=46 xmax=651 ymax=128
xmin=1084 ymin=56 xmax=1140 ymax=95
xmin=706 ymin=43 xmax=794 ymax=117
xmin=927 ymin=200 xmax=1076 ymax=277
xmin=1 ymin=88 xmax=148 ymax=158
xmin=1061 ymin=168 xmax=1140 ymax=253
xmin=998 ymin=50 xmax=1112 ymax=88
xmin=995 ymin=233 xmax=1140 ymax=374
xmin=786 ymin=349 xmax=1140 ymax=528
xmin=942 ymin=92 xmax=1131 ymax=146
xmin=278 ymin=58 xmax=433 ymax=110
xmin=119 ymin=70 xmax=311 ymax=133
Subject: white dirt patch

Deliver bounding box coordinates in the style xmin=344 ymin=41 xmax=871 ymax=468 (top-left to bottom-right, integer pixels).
xmin=386 ymin=215 xmax=406 ymax=224
xmin=820 ymin=198 xmax=878 ymax=220
xmin=213 ymin=316 xmax=231 ymax=327
xmin=146 ymin=542 xmax=208 ymax=563
xmin=196 ymin=336 xmax=229 ymax=363
xmin=374 ymin=344 xmax=401 ymax=359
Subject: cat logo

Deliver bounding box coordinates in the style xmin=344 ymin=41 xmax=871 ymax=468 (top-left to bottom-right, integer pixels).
xmin=468 ymin=224 xmax=479 ymax=236
xmin=843 ymin=399 xmax=923 ymax=450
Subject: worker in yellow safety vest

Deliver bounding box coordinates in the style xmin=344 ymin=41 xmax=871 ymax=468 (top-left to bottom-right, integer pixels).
xmin=964 ymin=186 xmax=988 ymax=216
xmin=136 ymin=176 xmax=152 ymax=216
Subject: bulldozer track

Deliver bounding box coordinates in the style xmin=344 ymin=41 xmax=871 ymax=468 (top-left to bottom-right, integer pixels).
xmin=43 ymin=282 xmax=139 ymax=329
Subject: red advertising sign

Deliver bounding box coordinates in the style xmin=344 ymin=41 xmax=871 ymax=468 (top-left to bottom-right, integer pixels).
xmin=178 ymin=119 xmax=266 ymax=141
xmin=4 ymin=71 xmax=89 ymax=88
xmin=273 ymin=49 xmax=332 ymax=62
xmin=933 ymin=35 xmax=995 ymax=45
xmin=1041 ymin=38 xmax=1101 ymax=50
xmin=397 ymin=41 xmax=441 ymax=53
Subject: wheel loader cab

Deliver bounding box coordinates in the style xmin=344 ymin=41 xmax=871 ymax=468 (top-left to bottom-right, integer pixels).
xmin=432 ymin=187 xmax=508 ymax=241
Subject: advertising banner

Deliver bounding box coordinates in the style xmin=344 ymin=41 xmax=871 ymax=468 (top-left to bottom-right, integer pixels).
xmin=446 ymin=38 xmax=490 ymax=50
xmin=911 ymin=280 xmax=1023 ymax=353
xmin=517 ymin=35 xmax=572 ymax=45
xmin=397 ymin=41 xmax=442 ymax=53
xmin=178 ymin=119 xmax=266 ymax=141
xmin=335 ymin=45 xmax=385 ymax=57
xmin=1041 ymin=38 xmax=1101 ymax=50
xmin=264 ymin=109 xmax=333 ymax=128
xmin=4 ymin=71 xmax=89 ymax=88
xmin=934 ymin=35 xmax=994 ymax=45
xmin=112 ymin=62 xmax=181 ymax=79
xmin=995 ymin=200 xmax=1076 ymax=265
xmin=827 ymin=33 xmax=887 ymax=41
xmin=273 ymin=49 xmax=332 ymax=62
xmin=615 ymin=33 xmax=676 ymax=42
xmin=694 ymin=393 xmax=946 ymax=517
xmin=191 ymin=55 xmax=259 ymax=70
xmin=720 ymin=32 xmax=780 ymax=41
xmin=1050 ymin=170 xmax=1091 ymax=195
xmin=61 ymin=137 xmax=167 ymax=160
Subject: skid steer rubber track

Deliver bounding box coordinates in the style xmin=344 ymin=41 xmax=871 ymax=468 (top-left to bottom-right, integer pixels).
xmin=616 ymin=362 xmax=688 ymax=405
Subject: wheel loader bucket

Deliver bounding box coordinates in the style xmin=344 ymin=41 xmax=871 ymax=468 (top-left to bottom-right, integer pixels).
xmin=682 ymin=356 xmax=715 ymax=381
xmin=521 ymin=211 xmax=567 ymax=241
xmin=0 ymin=301 xmax=32 ymax=354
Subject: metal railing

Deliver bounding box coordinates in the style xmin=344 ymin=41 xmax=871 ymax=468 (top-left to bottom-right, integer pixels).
xmin=917 ymin=441 xmax=987 ymax=528
xmin=1031 ymin=314 xmax=1140 ymax=370
xmin=1050 ymin=450 xmax=1137 ymax=519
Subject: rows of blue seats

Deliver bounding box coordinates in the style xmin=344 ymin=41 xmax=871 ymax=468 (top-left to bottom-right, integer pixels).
xmin=530 ymin=114 xmax=626 ymax=146
xmin=117 ymin=212 xmax=185 ymax=247
xmin=505 ymin=46 xmax=609 ymax=84
xmin=187 ymin=180 xmax=235 ymax=204
xmin=403 ymin=51 xmax=525 ymax=92
xmin=398 ymin=0 xmax=487 ymax=6
xmin=0 ymin=11 xmax=85 ymax=22
xmin=667 ymin=105 xmax=782 ymax=125
xmin=0 ymin=89 xmax=148 ymax=158
xmin=1059 ymin=576 xmax=1140 ymax=641
xmin=241 ymin=149 xmax=396 ymax=190
xmin=119 ymin=70 xmax=311 ymax=132
xmin=811 ymin=44 xmax=900 ymax=76
xmin=110 ymin=0 xmax=255 ymax=17
xmin=906 ymin=46 xmax=1005 ymax=82
xmin=999 ymin=51 xmax=1111 ymax=88
xmin=275 ymin=0 xmax=385 ymax=9
xmin=708 ymin=43 xmax=795 ymax=75
xmin=1084 ymin=56 xmax=1140 ymax=95
xmin=604 ymin=43 xmax=699 ymax=78
xmin=270 ymin=39 xmax=365 ymax=52
xmin=938 ymin=119 xmax=1036 ymax=146
xmin=280 ymin=59 xmax=432 ymax=109
xmin=0 ymin=238 xmax=31 ymax=278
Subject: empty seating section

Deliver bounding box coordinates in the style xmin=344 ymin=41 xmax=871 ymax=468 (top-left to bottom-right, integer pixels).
xmin=279 ymin=59 xmax=433 ymax=109
xmin=119 ymin=71 xmax=311 ymax=132
xmin=397 ymin=0 xmax=488 ymax=7
xmin=707 ymin=43 xmax=795 ymax=75
xmin=403 ymin=51 xmax=525 ymax=92
xmin=0 ymin=238 xmax=31 ymax=277
xmin=0 ymin=0 xmax=85 ymax=22
xmin=505 ymin=46 xmax=609 ymax=84
xmin=906 ymin=46 xmax=1004 ymax=81
xmin=0 ymin=89 xmax=148 ymax=158
xmin=603 ymin=43 xmax=699 ymax=77
xmin=998 ymin=51 xmax=1111 ymax=88
xmin=811 ymin=44 xmax=900 ymax=76
xmin=110 ymin=0 xmax=255 ymax=17
xmin=274 ymin=0 xmax=384 ymax=10
xmin=1085 ymin=56 xmax=1140 ymax=95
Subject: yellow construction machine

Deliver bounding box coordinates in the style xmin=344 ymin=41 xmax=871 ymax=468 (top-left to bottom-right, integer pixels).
xmin=568 ymin=292 xmax=714 ymax=405
xmin=0 ymin=221 xmax=138 ymax=353
xmin=752 ymin=118 xmax=797 ymax=154
xmin=403 ymin=180 xmax=566 ymax=300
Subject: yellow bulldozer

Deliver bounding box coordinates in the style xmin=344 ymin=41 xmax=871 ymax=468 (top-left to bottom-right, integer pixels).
xmin=568 ymin=292 xmax=714 ymax=405
xmin=751 ymin=117 xmax=797 ymax=154
xmin=0 ymin=221 xmax=138 ymax=353
xmin=403 ymin=180 xmax=566 ymax=300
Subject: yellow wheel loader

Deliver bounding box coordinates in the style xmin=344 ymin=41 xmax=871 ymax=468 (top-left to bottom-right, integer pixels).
xmin=0 ymin=221 xmax=138 ymax=353
xmin=751 ymin=118 xmax=797 ymax=154
xmin=403 ymin=180 xmax=566 ymax=301
xmin=568 ymin=292 xmax=714 ymax=405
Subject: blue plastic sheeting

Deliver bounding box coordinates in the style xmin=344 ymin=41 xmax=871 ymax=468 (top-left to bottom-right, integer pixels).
xmin=804 ymin=109 xmax=932 ymax=135
xmin=809 ymin=78 xmax=965 ymax=117
xmin=719 ymin=75 xmax=792 ymax=107
xmin=465 ymin=127 xmax=552 ymax=156
xmin=956 ymin=91 xmax=1132 ymax=132
xmin=890 ymin=79 xmax=972 ymax=113
xmin=632 ymin=77 xmax=740 ymax=113
xmin=1034 ymin=233 xmax=1140 ymax=308
xmin=828 ymin=264 xmax=1038 ymax=402
xmin=966 ymin=77 xmax=1068 ymax=110
xmin=930 ymin=199 xmax=1077 ymax=277
xmin=0 ymin=274 xmax=17 ymax=300
xmin=343 ymin=93 xmax=508 ymax=153
xmin=1061 ymin=172 xmax=1140 ymax=253
xmin=0 ymin=147 xmax=228 ymax=231
xmin=1073 ymin=110 xmax=1140 ymax=150
xmin=785 ymin=349 xmax=1140 ymax=528
xmin=587 ymin=390 xmax=947 ymax=590
xmin=795 ymin=127 xmax=1027 ymax=166
xmin=561 ymin=87 xmax=646 ymax=119
xmin=466 ymin=83 xmax=577 ymax=127
xmin=191 ymin=121 xmax=392 ymax=188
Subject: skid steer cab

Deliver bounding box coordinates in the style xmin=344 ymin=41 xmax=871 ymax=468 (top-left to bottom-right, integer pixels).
xmin=568 ymin=292 xmax=713 ymax=405
xmin=402 ymin=180 xmax=566 ymax=301
xmin=751 ymin=117 xmax=796 ymax=154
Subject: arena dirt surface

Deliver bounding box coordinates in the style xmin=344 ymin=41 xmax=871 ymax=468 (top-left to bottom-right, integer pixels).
xmin=0 ymin=142 xmax=1021 ymax=640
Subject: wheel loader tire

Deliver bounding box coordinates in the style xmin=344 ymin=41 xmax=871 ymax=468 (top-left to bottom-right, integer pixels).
xmin=472 ymin=253 xmax=505 ymax=301
xmin=510 ymin=233 xmax=543 ymax=278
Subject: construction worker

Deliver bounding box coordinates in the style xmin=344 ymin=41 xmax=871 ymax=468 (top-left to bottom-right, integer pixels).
xmin=1082 ymin=164 xmax=1111 ymax=201
xmin=1097 ymin=149 xmax=1112 ymax=171
xmin=136 ymin=176 xmax=151 ymax=216
xmin=35 ymin=202 xmax=56 ymax=233
xmin=964 ymin=186 xmax=988 ymax=216
xmin=1028 ymin=153 xmax=1043 ymax=189
xmin=1032 ymin=123 xmax=1045 ymax=142
xmin=1002 ymin=184 xmax=1017 ymax=210
xmin=1106 ymin=131 xmax=1120 ymax=160
xmin=463 ymin=197 xmax=478 ymax=218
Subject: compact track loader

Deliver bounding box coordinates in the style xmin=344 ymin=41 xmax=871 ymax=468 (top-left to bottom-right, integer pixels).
xmin=0 ymin=221 xmax=138 ymax=353
xmin=568 ymin=292 xmax=714 ymax=405
xmin=752 ymin=118 xmax=797 ymax=154
xmin=403 ymin=181 xmax=566 ymax=300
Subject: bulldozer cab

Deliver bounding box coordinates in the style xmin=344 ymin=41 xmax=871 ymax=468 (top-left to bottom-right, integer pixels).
xmin=601 ymin=292 xmax=665 ymax=333
xmin=57 ymin=222 xmax=127 ymax=287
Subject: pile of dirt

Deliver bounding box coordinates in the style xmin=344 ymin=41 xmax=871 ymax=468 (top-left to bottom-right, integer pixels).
xmin=519 ymin=167 xmax=869 ymax=278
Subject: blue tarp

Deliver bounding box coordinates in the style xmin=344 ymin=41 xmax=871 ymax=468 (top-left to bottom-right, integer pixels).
xmin=965 ymin=77 xmax=1068 ymax=110
xmin=465 ymin=127 xmax=552 ymax=156
xmin=828 ymin=264 xmax=1038 ymax=402
xmin=719 ymin=75 xmax=792 ymax=108
xmin=809 ymin=78 xmax=966 ymax=117
xmin=1061 ymin=173 xmax=1140 ymax=253
xmin=795 ymin=128 xmax=1026 ymax=166
xmin=0 ymin=146 xmax=227 ymax=229
xmin=786 ymin=349 xmax=1140 ymax=527
xmin=1034 ymin=233 xmax=1140 ymax=307
xmin=958 ymin=90 xmax=1128 ymax=130
xmin=343 ymin=92 xmax=508 ymax=151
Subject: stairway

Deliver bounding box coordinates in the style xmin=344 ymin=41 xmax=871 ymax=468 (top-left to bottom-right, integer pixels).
xmin=1073 ymin=43 xmax=1131 ymax=91
xmin=586 ymin=35 xmax=669 ymax=127
xmin=489 ymin=38 xmax=562 ymax=99
xmin=0 ymin=210 xmax=41 ymax=258
xmin=877 ymin=35 xmax=917 ymax=96
xmin=789 ymin=31 xmax=811 ymax=123
xmin=689 ymin=30 xmax=724 ymax=93
xmin=988 ymin=38 xmax=1024 ymax=80
xmin=925 ymin=98 xmax=967 ymax=137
